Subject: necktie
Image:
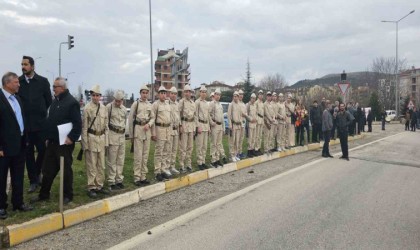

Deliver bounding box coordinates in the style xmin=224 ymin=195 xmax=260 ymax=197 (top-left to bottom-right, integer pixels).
xmin=9 ymin=95 xmax=24 ymax=134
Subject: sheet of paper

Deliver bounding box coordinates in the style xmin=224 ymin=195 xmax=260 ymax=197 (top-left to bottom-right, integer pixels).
xmin=57 ymin=123 xmax=73 ymax=145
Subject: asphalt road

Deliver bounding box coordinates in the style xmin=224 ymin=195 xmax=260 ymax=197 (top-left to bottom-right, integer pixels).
xmin=111 ymin=130 xmax=420 ymax=250
xmin=14 ymin=124 xmax=412 ymax=249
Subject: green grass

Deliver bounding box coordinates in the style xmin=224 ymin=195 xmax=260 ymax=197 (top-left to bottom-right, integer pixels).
xmin=0 ymin=134 xmax=249 ymax=226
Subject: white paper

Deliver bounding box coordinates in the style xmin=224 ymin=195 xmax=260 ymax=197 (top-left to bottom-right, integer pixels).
xmin=57 ymin=123 xmax=73 ymax=145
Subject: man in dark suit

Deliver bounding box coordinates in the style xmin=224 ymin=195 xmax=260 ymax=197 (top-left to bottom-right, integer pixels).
xmin=32 ymin=77 xmax=81 ymax=204
xmin=0 ymin=72 xmax=33 ymax=219
xmin=18 ymin=56 xmax=52 ymax=193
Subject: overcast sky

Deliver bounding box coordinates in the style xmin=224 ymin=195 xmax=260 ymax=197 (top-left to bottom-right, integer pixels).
xmin=0 ymin=0 xmax=419 ymax=98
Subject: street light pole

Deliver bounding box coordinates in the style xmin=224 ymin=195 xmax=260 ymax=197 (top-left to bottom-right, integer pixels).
xmin=59 ymin=42 xmax=67 ymax=77
xmin=382 ymin=10 xmax=415 ymax=117
xmin=149 ymin=0 xmax=154 ymax=102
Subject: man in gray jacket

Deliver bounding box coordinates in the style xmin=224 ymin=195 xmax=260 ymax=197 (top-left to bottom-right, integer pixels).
xmin=322 ymin=100 xmax=333 ymax=158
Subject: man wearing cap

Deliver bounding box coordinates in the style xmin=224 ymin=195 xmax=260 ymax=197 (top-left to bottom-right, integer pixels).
xmin=228 ymin=91 xmax=243 ymax=161
xmin=246 ymin=93 xmax=258 ymax=157
xmin=152 ymin=86 xmax=172 ymax=181
xmin=255 ymin=90 xmax=265 ymax=155
xmin=195 ymin=85 xmax=211 ymax=170
xmin=105 ymin=90 xmax=127 ymax=190
xmin=264 ymin=92 xmax=275 ymax=154
xmin=209 ymin=88 xmax=226 ymax=167
xmin=178 ymin=84 xmax=196 ymax=173
xmin=128 ymin=85 xmax=155 ymax=186
xmin=285 ymin=93 xmax=296 ymax=148
xmin=82 ymin=85 xmax=110 ymax=198
xmin=168 ymin=87 xmax=180 ymax=175
xmin=277 ymin=93 xmax=287 ymax=151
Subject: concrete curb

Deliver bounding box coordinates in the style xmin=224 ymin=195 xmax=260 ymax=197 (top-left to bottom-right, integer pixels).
xmin=139 ymin=182 xmax=165 ymax=201
xmin=208 ymin=163 xmax=237 ymax=178
xmin=104 ymin=190 xmax=140 ymax=213
xmin=7 ymin=213 xmax=62 ymax=247
xmin=63 ymin=200 xmax=107 ymax=228
xmin=188 ymin=171 xmax=208 ymax=185
xmin=165 ymin=176 xmax=189 ymax=193
xmin=5 ymin=134 xmax=367 ymax=247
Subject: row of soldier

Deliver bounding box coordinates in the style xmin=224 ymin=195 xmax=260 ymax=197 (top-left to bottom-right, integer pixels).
xmin=87 ymin=83 xmax=303 ymax=195
xmin=81 ymin=83 xmax=302 ymax=197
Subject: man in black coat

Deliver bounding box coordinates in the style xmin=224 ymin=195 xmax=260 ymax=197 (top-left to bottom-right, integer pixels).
xmin=310 ymin=100 xmax=322 ymax=143
xmin=336 ymin=103 xmax=354 ymax=161
xmin=0 ymin=72 xmax=33 ymax=219
xmin=32 ymin=77 xmax=81 ymax=204
xmin=367 ymin=110 xmax=373 ymax=132
xmin=18 ymin=56 xmax=52 ymax=193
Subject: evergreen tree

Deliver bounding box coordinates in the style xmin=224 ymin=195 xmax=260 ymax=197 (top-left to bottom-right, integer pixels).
xmin=369 ymin=92 xmax=381 ymax=120
xmin=220 ymin=90 xmax=234 ymax=103
xmin=243 ymin=58 xmax=254 ymax=103
xmin=401 ymin=95 xmax=410 ymax=115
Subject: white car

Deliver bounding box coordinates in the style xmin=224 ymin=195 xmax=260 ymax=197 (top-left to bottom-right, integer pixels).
xmin=385 ymin=110 xmax=396 ymax=122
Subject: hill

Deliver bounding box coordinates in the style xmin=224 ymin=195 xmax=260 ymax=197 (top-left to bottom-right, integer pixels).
xmin=291 ymin=71 xmax=389 ymax=89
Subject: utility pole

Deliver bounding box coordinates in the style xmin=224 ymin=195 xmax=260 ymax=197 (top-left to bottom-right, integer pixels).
xmin=382 ymin=10 xmax=415 ymax=116
xmin=148 ymin=0 xmax=154 ymax=101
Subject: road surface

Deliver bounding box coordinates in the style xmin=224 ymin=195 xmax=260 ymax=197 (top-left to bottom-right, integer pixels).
xmin=111 ymin=131 xmax=420 ymax=250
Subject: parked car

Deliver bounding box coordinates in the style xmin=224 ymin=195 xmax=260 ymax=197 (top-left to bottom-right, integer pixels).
xmin=385 ymin=110 xmax=396 ymax=122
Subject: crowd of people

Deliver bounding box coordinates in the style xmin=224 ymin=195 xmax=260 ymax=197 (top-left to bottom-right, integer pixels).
xmin=404 ymin=107 xmax=419 ymax=132
xmin=0 ymin=56 xmax=381 ymax=219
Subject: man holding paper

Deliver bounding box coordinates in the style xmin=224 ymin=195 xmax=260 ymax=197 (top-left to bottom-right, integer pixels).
xmin=33 ymin=77 xmax=81 ymax=204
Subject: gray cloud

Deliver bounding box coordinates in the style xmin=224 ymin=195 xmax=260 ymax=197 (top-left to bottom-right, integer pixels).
xmin=0 ymin=0 xmax=419 ymax=98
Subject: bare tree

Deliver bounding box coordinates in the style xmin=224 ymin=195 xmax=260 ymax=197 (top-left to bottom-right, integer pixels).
xmin=103 ymin=88 xmax=115 ymax=105
xmin=370 ymin=56 xmax=407 ymax=110
xmin=258 ymin=73 xmax=288 ymax=91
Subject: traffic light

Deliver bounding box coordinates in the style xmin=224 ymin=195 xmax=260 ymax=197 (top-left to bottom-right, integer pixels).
xmin=68 ymin=35 xmax=74 ymax=50
xmin=84 ymin=89 xmax=90 ymax=101
xmin=341 ymin=70 xmax=347 ymax=81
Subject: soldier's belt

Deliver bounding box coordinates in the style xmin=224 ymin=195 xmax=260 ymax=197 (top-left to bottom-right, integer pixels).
xmin=173 ymin=125 xmax=179 ymax=130
xmin=232 ymin=121 xmax=242 ymax=126
xmin=156 ymin=122 xmax=171 ymax=127
xmin=181 ymin=117 xmax=194 ymax=122
xmin=134 ymin=119 xmax=150 ymax=126
xmin=258 ymin=113 xmax=264 ymax=118
xmin=87 ymin=128 xmax=105 ymax=136
xmin=212 ymin=119 xmax=222 ymax=125
xmin=109 ymin=124 xmax=125 ymax=134
xmin=198 ymin=119 xmax=208 ymax=124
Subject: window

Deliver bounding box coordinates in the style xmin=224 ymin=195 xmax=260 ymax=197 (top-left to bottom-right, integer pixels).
xmin=412 ymin=78 xmax=416 ymax=84
xmin=412 ymin=85 xmax=417 ymax=92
